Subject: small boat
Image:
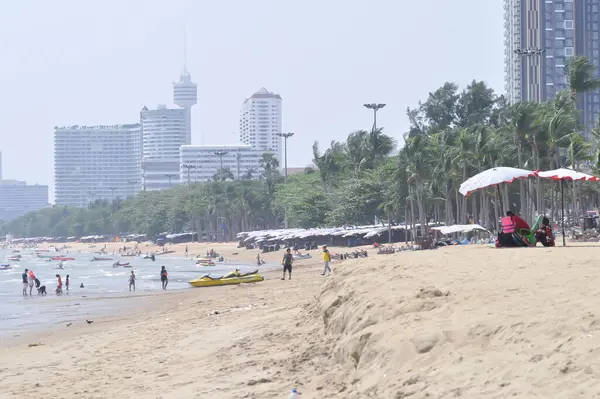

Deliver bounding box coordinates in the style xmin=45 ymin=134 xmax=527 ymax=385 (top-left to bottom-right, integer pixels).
xmin=143 ymin=255 xmax=156 ymax=261
xmin=0 ymin=264 xmax=11 ymax=270
xmin=35 ymin=249 xmax=50 ymax=252
xmin=196 ymin=259 xmax=215 ymax=266
xmin=11 ymin=250 xmax=20 ymax=253
xmin=52 ymin=257 xmax=75 ymax=261
xmin=8 ymin=257 xmax=20 ymax=262
xmin=188 ymin=269 xmax=263 ymax=287
xmin=155 ymin=250 xmax=176 ymax=256
xmin=121 ymin=264 xmax=132 ymax=268
xmin=112 ymin=262 xmax=130 ymax=268
xmin=37 ymin=254 xmax=54 ymax=258
xmin=91 ymin=256 xmax=113 ymax=261
xmin=121 ymin=253 xmax=138 ymax=257
xmin=293 ymin=253 xmax=312 ymax=260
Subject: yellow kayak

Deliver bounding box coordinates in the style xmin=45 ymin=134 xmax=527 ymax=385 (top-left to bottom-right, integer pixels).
xmin=188 ymin=269 xmax=263 ymax=287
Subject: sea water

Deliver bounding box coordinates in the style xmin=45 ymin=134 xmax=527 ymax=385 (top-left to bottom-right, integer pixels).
xmin=0 ymin=248 xmax=264 ymax=340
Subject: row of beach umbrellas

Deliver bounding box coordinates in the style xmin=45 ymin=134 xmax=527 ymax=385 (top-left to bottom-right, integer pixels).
xmin=459 ymin=167 xmax=599 ymax=246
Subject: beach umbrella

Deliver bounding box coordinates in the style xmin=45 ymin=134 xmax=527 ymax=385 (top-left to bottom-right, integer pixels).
xmin=538 ymin=168 xmax=599 ymax=246
xmin=459 ymin=167 xmax=538 ymax=197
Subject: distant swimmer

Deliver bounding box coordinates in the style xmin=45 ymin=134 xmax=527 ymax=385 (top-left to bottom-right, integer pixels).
xmin=80 ymin=283 xmax=84 ymax=288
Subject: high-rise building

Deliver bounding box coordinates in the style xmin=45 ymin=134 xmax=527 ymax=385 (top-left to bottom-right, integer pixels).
xmin=54 ymin=124 xmax=142 ymax=207
xmin=141 ymin=105 xmax=187 ymax=191
xmin=0 ymin=154 xmax=48 ymax=221
xmin=179 ymin=144 xmax=266 ymax=183
xmin=504 ymin=0 xmax=600 ymax=136
xmin=173 ymin=67 xmax=197 ymax=144
xmin=239 ymin=88 xmax=283 ymax=163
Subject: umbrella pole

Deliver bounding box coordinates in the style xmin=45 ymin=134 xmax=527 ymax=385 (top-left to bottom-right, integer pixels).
xmin=496 ymin=185 xmax=504 ymax=215
xmin=561 ymin=180 xmax=566 ymax=247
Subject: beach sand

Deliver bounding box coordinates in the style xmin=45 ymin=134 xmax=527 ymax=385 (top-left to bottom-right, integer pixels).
xmin=3 ymin=243 xmax=600 ymax=398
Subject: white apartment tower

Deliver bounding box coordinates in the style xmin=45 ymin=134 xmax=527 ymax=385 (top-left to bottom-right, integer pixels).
xmin=239 ymin=88 xmax=283 ymax=163
xmin=173 ymin=66 xmax=197 ymax=144
xmin=54 ymin=124 xmax=142 ymax=207
xmin=141 ymin=105 xmax=187 ymax=191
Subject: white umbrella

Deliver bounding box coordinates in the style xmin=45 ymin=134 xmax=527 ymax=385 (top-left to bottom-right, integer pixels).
xmin=538 ymin=168 xmax=599 ymax=246
xmin=459 ymin=167 xmax=538 ymax=197
xmin=538 ymin=168 xmax=598 ymax=181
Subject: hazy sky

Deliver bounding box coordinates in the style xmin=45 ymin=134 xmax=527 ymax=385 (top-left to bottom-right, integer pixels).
xmin=0 ymin=0 xmax=504 ymax=198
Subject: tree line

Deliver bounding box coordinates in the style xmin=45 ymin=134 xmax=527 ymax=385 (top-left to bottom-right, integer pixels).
xmin=3 ymin=56 xmax=600 ymax=239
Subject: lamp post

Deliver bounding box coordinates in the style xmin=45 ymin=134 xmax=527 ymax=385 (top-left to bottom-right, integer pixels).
xmin=363 ymin=103 xmax=386 ymax=131
xmin=214 ymin=151 xmax=228 ymax=171
xmin=276 ymin=132 xmax=295 ymax=228
xmin=182 ymin=164 xmax=196 ymax=185
xmin=165 ymin=173 xmax=177 ymax=187
xmin=108 ymin=187 xmax=117 ymax=210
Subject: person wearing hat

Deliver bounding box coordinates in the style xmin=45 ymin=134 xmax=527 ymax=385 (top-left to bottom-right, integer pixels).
xmin=322 ymin=245 xmax=332 ymax=276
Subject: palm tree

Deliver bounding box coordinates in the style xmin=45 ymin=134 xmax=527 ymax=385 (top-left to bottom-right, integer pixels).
xmin=500 ymin=101 xmax=538 ymax=220
xmin=565 ymin=56 xmax=600 ymax=101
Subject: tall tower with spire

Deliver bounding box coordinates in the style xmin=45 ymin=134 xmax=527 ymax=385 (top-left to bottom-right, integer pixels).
xmin=173 ymin=28 xmax=197 ymax=144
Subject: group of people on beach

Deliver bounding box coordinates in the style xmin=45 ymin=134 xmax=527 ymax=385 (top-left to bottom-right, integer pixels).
xmin=280 ymin=245 xmax=332 ymax=280
xmin=21 ymin=269 xmax=72 ymax=296
xmin=497 ymin=211 xmax=555 ymax=248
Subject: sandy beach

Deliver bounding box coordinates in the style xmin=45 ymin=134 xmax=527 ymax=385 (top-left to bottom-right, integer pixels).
xmin=3 ymin=243 xmax=600 ymax=398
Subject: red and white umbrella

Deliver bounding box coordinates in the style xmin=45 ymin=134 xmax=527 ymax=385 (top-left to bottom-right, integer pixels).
xmin=459 ymin=167 xmax=538 ymax=197
xmin=538 ymin=168 xmax=599 ymax=246
xmin=538 ymin=168 xmax=598 ymax=181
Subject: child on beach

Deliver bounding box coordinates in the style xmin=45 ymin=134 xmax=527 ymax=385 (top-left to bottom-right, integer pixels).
xmin=129 ymin=271 xmax=136 ymax=291
xmin=65 ymin=275 xmax=70 ymax=291
xmin=160 ymin=266 xmax=168 ymax=290
xmin=55 ymin=274 xmax=63 ymax=294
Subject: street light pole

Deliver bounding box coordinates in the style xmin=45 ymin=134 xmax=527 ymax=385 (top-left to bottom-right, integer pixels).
xmin=214 ymin=151 xmax=228 ymax=171
xmin=182 ymin=164 xmax=195 ymax=185
xmin=108 ymin=187 xmax=116 ymax=210
xmin=363 ymin=103 xmax=386 ymax=131
xmin=276 ymin=132 xmax=295 ymax=228
xmin=165 ymin=173 xmax=177 ymax=187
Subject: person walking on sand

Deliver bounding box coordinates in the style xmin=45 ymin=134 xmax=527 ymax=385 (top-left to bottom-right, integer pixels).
xmin=281 ymin=248 xmax=293 ymax=280
xmin=22 ymin=269 xmax=29 ymax=296
xmin=129 ymin=270 xmax=136 ymax=291
xmin=160 ymin=266 xmax=168 ymax=290
xmin=65 ymin=275 xmax=70 ymax=291
xmin=321 ymin=245 xmax=332 ymax=276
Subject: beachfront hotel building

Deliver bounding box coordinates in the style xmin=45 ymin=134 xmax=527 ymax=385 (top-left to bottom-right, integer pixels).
xmin=504 ymin=0 xmax=600 ymax=137
xmin=141 ymin=105 xmax=188 ymax=191
xmin=239 ymin=88 xmax=283 ymax=164
xmin=179 ymin=145 xmax=266 ymax=183
xmin=54 ymin=124 xmax=142 ymax=207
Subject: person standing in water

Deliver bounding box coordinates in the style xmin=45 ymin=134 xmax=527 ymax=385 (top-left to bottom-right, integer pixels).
xmin=55 ymin=274 xmax=63 ymax=294
xmin=160 ymin=266 xmax=168 ymax=290
xmin=281 ymin=248 xmax=293 ymax=280
xmin=27 ymin=270 xmax=36 ymax=296
xmin=21 ymin=269 xmax=29 ymax=296
xmin=129 ymin=270 xmax=136 ymax=291
xmin=65 ymin=275 xmax=70 ymax=291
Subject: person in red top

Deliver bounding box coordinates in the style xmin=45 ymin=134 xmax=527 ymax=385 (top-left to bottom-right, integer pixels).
xmin=507 ymin=211 xmax=530 ymax=232
xmin=55 ymin=274 xmax=63 ymax=294
xmin=535 ymin=217 xmax=555 ymax=247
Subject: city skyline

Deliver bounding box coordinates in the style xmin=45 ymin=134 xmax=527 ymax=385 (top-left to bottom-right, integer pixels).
xmin=0 ymin=0 xmax=505 ymax=200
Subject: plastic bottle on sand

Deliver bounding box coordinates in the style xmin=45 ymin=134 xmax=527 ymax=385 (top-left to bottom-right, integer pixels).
xmin=288 ymin=388 xmax=300 ymax=398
